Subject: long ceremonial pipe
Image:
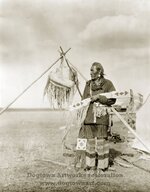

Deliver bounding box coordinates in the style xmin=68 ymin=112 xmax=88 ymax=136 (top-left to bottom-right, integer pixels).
xmin=111 ymin=106 xmax=150 ymax=153
xmin=0 ymin=48 xmax=71 ymax=116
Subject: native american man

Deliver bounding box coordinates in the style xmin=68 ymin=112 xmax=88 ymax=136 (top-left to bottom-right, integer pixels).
xmin=78 ymin=62 xmax=116 ymax=171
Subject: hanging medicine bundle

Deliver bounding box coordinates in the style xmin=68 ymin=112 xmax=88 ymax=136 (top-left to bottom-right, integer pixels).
xmin=44 ymin=58 xmax=77 ymax=109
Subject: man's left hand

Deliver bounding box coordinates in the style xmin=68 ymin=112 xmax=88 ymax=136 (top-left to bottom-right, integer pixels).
xmin=91 ymin=95 xmax=108 ymax=104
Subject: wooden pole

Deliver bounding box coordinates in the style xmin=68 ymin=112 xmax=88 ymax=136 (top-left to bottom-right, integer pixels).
xmin=58 ymin=49 xmax=87 ymax=81
xmin=111 ymin=106 xmax=150 ymax=153
xmin=0 ymin=48 xmax=71 ymax=116
xmin=59 ymin=46 xmax=83 ymax=98
xmin=67 ymin=61 xmax=87 ymax=81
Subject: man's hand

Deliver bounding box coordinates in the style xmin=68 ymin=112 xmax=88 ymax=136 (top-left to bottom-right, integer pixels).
xmin=91 ymin=94 xmax=108 ymax=104
xmin=91 ymin=95 xmax=100 ymax=102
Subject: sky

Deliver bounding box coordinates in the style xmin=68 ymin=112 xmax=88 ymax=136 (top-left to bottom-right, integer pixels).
xmin=0 ymin=0 xmax=150 ymax=108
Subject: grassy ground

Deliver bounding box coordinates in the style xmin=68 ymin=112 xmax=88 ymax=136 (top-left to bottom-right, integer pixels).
xmin=0 ymin=110 xmax=150 ymax=192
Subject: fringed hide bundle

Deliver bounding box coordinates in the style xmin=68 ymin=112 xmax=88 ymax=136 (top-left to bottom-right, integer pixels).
xmin=44 ymin=60 xmax=77 ymax=109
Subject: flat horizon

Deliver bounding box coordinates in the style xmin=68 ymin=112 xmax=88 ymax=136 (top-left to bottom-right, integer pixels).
xmin=0 ymin=107 xmax=67 ymax=111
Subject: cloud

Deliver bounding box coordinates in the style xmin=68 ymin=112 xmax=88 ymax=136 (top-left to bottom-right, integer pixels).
xmin=78 ymin=15 xmax=150 ymax=50
xmin=0 ymin=0 xmax=59 ymax=64
xmin=0 ymin=0 xmax=150 ymax=107
xmin=1 ymin=0 xmax=150 ymax=64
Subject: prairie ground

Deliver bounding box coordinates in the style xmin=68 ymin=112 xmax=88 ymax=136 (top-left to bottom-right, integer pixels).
xmin=0 ymin=110 xmax=150 ymax=192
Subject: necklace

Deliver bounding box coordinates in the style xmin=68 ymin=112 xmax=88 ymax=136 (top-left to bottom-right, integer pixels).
xmin=90 ymin=78 xmax=103 ymax=97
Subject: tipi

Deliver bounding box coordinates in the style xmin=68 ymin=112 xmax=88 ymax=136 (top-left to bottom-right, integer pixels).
xmin=132 ymin=94 xmax=150 ymax=153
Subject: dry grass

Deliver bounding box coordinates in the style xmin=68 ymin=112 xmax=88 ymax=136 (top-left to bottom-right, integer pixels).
xmin=0 ymin=110 xmax=150 ymax=192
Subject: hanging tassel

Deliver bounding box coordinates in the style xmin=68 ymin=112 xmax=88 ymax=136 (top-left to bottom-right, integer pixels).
xmin=46 ymin=80 xmax=75 ymax=109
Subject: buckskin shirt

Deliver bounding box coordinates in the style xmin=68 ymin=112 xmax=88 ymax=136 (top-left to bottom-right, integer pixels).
xmin=83 ymin=77 xmax=116 ymax=125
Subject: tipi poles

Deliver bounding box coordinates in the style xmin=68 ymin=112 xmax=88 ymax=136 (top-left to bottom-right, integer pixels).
xmin=111 ymin=106 xmax=150 ymax=153
xmin=59 ymin=46 xmax=83 ymax=98
xmin=0 ymin=48 xmax=71 ymax=116
xmin=67 ymin=61 xmax=87 ymax=82
xmin=58 ymin=47 xmax=87 ymax=82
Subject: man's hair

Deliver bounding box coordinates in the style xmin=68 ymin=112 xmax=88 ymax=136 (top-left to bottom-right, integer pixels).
xmin=92 ymin=62 xmax=104 ymax=77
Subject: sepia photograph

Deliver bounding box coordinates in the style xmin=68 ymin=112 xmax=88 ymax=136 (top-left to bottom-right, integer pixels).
xmin=0 ymin=0 xmax=150 ymax=191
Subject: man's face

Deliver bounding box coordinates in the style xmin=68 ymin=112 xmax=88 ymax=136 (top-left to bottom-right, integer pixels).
xmin=90 ymin=65 xmax=100 ymax=80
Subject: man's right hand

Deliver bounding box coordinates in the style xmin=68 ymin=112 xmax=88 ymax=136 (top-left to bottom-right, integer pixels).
xmin=91 ymin=95 xmax=100 ymax=102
